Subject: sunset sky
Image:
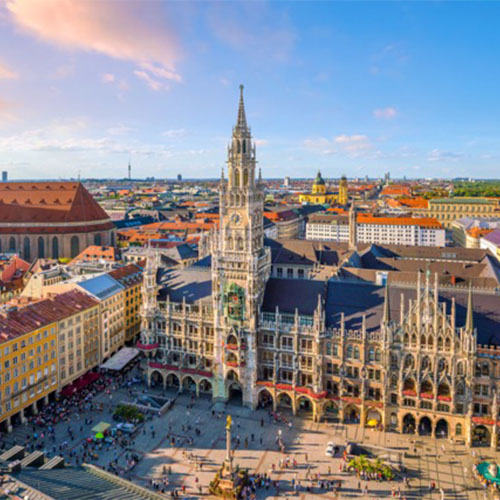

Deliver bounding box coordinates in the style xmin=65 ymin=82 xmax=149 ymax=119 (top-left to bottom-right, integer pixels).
xmin=0 ymin=1 xmax=499 ymax=180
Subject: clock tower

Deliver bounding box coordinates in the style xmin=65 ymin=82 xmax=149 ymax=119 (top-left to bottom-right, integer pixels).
xmin=212 ymin=85 xmax=271 ymax=407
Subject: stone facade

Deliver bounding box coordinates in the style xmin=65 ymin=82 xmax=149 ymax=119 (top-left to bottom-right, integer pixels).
xmin=140 ymin=88 xmax=500 ymax=449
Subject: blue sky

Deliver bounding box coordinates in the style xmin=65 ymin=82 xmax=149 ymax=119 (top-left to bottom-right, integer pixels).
xmin=0 ymin=1 xmax=499 ymax=180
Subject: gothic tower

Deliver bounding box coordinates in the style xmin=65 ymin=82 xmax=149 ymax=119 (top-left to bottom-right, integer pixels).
xmin=338 ymin=174 xmax=348 ymax=205
xmin=212 ymin=85 xmax=271 ymax=407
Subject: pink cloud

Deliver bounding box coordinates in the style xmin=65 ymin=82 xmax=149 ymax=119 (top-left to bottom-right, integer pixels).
xmin=0 ymin=61 xmax=18 ymax=79
xmin=6 ymin=0 xmax=182 ymax=84
xmin=373 ymin=107 xmax=398 ymax=119
xmin=134 ymin=70 xmax=162 ymax=91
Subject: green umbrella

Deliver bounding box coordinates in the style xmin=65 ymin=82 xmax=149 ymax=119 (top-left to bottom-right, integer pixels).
xmin=95 ymin=432 xmax=105 ymax=439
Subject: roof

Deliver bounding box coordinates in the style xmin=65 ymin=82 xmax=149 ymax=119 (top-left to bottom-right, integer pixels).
xmin=12 ymin=465 xmax=164 ymax=500
xmin=483 ymin=228 xmax=500 ymax=246
xmin=0 ymin=182 xmax=111 ymax=225
xmin=0 ymin=290 xmax=98 ymax=343
xmin=158 ymin=267 xmax=212 ymax=304
xmin=430 ymin=197 xmax=498 ymax=205
xmin=77 ymin=274 xmax=124 ymax=301
xmin=107 ymin=263 xmax=143 ymax=287
xmin=324 ymin=280 xmax=500 ymax=345
xmin=71 ymin=245 xmax=118 ymax=264
xmin=262 ymin=278 xmax=325 ymax=315
xmin=357 ymin=214 xmax=442 ymax=229
xmin=314 ymin=170 xmax=326 ymax=186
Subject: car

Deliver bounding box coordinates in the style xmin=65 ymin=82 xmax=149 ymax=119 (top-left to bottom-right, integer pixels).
xmin=325 ymin=443 xmax=335 ymax=457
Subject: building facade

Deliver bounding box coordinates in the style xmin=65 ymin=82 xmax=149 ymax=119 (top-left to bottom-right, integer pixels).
xmin=0 ymin=182 xmax=116 ymax=261
xmin=306 ymin=213 xmax=445 ymax=247
xmin=139 ymin=88 xmax=500 ymax=448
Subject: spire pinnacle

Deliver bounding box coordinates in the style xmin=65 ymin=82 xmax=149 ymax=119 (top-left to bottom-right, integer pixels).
xmin=235 ymin=84 xmax=248 ymax=131
xmin=383 ymin=282 xmax=390 ymax=324
xmin=466 ymin=285 xmax=474 ymax=331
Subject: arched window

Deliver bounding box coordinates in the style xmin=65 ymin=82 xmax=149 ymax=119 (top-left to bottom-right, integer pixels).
xmin=70 ymin=236 xmax=79 ymax=258
xmin=9 ymin=237 xmax=16 ymax=252
xmin=368 ymin=347 xmax=375 ymax=362
xmin=420 ymin=334 xmax=426 ymax=346
xmin=444 ymin=337 xmax=451 ymax=351
xmin=375 ymin=349 xmax=381 ymax=362
xmin=354 ymin=346 xmax=360 ymax=359
xmin=455 ymin=423 xmax=462 ymax=436
xmin=94 ymin=233 xmax=102 ymax=246
xmin=404 ymin=333 xmax=409 ymax=346
xmin=428 ymin=335 xmax=433 ymax=348
xmin=457 ymin=361 xmax=464 ymax=376
xmin=23 ymin=237 xmax=30 ymax=261
xmin=227 ymin=237 xmax=233 ymax=250
xmin=243 ymin=169 xmax=249 ymax=186
xmin=236 ymin=237 xmax=243 ymax=251
xmin=437 ymin=337 xmax=443 ymax=350
xmin=456 ymin=382 xmax=465 ymax=396
xmin=37 ymin=237 xmax=45 ymax=259
xmin=236 ymin=140 xmax=240 ymax=154
xmin=482 ymin=362 xmax=490 ymax=377
xmin=242 ymin=139 xmax=246 ymax=154
xmin=234 ymin=169 xmax=240 ymax=188
xmin=411 ymin=334 xmax=417 ymax=347
xmin=52 ymin=237 xmax=59 ymax=259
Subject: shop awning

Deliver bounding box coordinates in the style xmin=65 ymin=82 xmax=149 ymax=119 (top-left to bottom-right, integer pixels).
xmin=60 ymin=372 xmax=101 ymax=397
xmin=100 ymin=347 xmax=140 ymax=371
xmin=91 ymin=422 xmax=111 ymax=434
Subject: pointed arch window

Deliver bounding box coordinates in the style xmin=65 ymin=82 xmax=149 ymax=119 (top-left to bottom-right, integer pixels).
xmin=52 ymin=237 xmax=59 ymax=259
xmin=242 ymin=139 xmax=246 ymax=154
xmin=9 ymin=237 xmax=16 ymax=252
xmin=234 ymin=169 xmax=240 ymax=188
xmin=23 ymin=237 xmax=30 ymax=261
xmin=37 ymin=237 xmax=45 ymax=258
xmin=70 ymin=235 xmax=80 ymax=258
xmin=243 ymin=168 xmax=249 ymax=186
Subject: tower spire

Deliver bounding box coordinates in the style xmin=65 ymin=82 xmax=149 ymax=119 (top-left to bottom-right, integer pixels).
xmin=466 ymin=285 xmax=474 ymax=331
xmin=383 ymin=282 xmax=390 ymax=324
xmin=236 ymin=84 xmax=248 ymax=132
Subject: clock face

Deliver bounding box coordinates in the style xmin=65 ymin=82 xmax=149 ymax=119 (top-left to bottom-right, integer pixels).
xmin=231 ymin=213 xmax=241 ymax=225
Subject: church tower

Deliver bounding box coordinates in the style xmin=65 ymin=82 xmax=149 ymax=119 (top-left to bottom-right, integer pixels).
xmin=212 ymin=85 xmax=271 ymax=407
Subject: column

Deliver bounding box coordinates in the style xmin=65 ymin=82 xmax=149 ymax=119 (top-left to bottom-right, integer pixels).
xmin=20 ymin=408 xmax=27 ymax=424
xmin=32 ymin=402 xmax=38 ymax=415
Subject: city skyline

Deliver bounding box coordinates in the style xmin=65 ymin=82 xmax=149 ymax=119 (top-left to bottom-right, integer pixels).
xmin=1 ymin=1 xmax=500 ymax=180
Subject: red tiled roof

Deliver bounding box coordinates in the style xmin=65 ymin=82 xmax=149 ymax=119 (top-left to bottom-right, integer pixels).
xmin=108 ymin=263 xmax=142 ymax=287
xmin=0 ymin=182 xmax=111 ymax=224
xmin=1 ymin=256 xmax=30 ymax=282
xmin=0 ymin=290 xmax=98 ymax=343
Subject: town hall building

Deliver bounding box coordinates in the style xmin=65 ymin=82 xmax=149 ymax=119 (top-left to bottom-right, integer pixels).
xmin=138 ymin=86 xmax=500 ymax=449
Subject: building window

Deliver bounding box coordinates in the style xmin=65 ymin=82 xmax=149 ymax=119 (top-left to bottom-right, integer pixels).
xmin=9 ymin=236 xmax=16 ymax=252
xmin=94 ymin=233 xmax=102 ymax=246
xmin=52 ymin=237 xmax=59 ymax=259
xmin=38 ymin=237 xmax=45 ymax=259
xmin=70 ymin=236 xmax=80 ymax=258
xmin=23 ymin=237 xmax=30 ymax=260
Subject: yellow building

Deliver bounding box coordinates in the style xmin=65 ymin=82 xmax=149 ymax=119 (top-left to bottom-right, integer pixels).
xmin=0 ymin=290 xmax=102 ymax=432
xmin=109 ymin=264 xmax=143 ymax=343
xmin=299 ymin=171 xmax=348 ymax=205
xmin=427 ymin=198 xmax=500 ymax=228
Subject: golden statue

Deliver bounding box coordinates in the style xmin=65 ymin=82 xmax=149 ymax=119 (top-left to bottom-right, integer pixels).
xmin=226 ymin=415 xmax=232 ymax=431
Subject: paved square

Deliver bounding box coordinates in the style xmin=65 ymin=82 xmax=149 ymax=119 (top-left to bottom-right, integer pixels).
xmin=1 ymin=372 xmax=492 ymax=499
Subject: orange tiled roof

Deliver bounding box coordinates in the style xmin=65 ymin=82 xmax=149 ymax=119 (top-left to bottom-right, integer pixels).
xmin=71 ymin=245 xmax=117 ymax=264
xmin=357 ymin=214 xmax=442 ymax=228
xmin=467 ymin=227 xmax=494 ymax=238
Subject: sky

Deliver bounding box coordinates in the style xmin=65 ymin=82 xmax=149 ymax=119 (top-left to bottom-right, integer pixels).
xmin=0 ymin=1 xmax=499 ymax=180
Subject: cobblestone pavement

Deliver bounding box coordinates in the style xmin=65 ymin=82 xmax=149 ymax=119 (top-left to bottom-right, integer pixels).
xmin=1 ymin=380 xmax=493 ymax=499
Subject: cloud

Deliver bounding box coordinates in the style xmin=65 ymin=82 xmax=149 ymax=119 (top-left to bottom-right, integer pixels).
xmin=102 ymin=73 xmax=115 ymax=83
xmin=373 ymin=107 xmax=398 ymax=120
xmin=254 ymin=139 xmax=268 ymax=147
xmin=107 ymin=124 xmax=135 ymax=136
xmin=6 ymin=0 xmax=182 ymax=87
xmin=162 ymin=128 xmax=186 ymax=138
xmin=0 ymin=61 xmax=18 ymax=79
xmin=303 ymin=137 xmax=337 ymax=155
xmin=134 ymin=70 xmax=162 ymax=91
xmin=427 ymin=149 xmax=464 ymax=162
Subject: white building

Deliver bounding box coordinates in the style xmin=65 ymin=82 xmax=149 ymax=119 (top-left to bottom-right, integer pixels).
xmin=306 ymin=213 xmax=445 ymax=247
